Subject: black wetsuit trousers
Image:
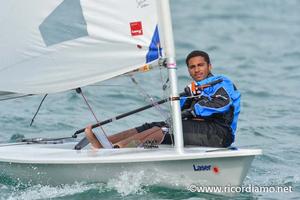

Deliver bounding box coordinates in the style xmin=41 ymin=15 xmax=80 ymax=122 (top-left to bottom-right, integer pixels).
xmin=135 ymin=120 xmax=233 ymax=148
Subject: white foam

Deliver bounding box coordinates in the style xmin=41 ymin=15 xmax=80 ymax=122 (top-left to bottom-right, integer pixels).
xmin=6 ymin=182 xmax=105 ymax=200
xmin=0 ymin=184 xmax=8 ymax=190
xmin=106 ymin=170 xmax=162 ymax=196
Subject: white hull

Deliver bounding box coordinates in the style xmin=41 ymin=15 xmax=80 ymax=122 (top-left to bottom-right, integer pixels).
xmin=0 ymin=142 xmax=261 ymax=189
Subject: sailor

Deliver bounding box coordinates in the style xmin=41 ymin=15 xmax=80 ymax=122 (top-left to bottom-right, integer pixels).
xmin=177 ymin=50 xmax=241 ymax=147
xmin=85 ymin=50 xmax=240 ymax=148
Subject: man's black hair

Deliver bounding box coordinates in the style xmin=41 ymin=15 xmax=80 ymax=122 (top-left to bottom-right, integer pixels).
xmin=185 ymin=50 xmax=211 ymax=66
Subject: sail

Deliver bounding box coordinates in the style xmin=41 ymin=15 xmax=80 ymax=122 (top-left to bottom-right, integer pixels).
xmin=0 ymin=0 xmax=162 ymax=94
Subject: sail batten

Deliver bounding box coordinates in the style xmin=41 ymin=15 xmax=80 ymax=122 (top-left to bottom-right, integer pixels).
xmin=0 ymin=0 xmax=162 ymax=94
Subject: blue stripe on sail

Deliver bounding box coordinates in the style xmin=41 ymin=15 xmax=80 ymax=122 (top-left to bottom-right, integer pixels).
xmin=39 ymin=0 xmax=88 ymax=46
xmin=146 ymin=25 xmax=162 ymax=63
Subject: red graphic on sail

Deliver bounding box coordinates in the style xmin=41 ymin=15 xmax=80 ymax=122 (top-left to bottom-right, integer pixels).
xmin=130 ymin=21 xmax=143 ymax=36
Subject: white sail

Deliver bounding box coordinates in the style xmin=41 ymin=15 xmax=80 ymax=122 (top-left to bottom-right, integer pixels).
xmin=0 ymin=0 xmax=162 ymax=94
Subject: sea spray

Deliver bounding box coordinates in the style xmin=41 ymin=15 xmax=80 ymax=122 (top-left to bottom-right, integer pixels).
xmin=106 ymin=170 xmax=162 ymax=196
xmin=5 ymin=182 xmax=104 ymax=200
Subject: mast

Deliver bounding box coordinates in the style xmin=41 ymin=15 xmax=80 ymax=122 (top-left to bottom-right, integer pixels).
xmin=158 ymin=0 xmax=184 ymax=153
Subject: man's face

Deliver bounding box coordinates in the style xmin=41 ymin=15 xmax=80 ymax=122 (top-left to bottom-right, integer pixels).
xmin=187 ymin=56 xmax=212 ymax=81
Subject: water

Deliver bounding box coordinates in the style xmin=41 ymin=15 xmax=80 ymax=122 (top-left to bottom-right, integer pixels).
xmin=1 ymin=0 xmax=300 ymax=199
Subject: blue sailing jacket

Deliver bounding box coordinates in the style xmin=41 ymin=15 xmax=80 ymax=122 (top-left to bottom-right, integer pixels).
xmin=180 ymin=74 xmax=241 ymax=140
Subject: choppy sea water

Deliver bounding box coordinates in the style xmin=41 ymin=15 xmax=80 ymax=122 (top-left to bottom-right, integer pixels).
xmin=0 ymin=0 xmax=300 ymax=199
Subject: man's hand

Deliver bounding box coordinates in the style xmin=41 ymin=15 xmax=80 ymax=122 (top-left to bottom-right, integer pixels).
xmin=181 ymin=108 xmax=196 ymax=119
xmin=183 ymin=85 xmax=202 ymax=96
xmin=183 ymin=86 xmax=192 ymax=96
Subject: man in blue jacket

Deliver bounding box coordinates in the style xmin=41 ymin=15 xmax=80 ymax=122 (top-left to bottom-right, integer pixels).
xmin=176 ymin=50 xmax=241 ymax=147
xmin=85 ymin=50 xmax=240 ymax=148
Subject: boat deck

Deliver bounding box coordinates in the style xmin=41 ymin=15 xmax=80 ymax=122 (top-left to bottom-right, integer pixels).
xmin=0 ymin=142 xmax=262 ymax=164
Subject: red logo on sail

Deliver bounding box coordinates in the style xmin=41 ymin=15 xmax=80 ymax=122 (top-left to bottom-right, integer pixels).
xmin=130 ymin=21 xmax=143 ymax=36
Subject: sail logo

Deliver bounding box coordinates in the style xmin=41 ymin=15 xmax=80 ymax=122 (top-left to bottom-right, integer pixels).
xmin=130 ymin=21 xmax=143 ymax=36
xmin=193 ymin=164 xmax=220 ymax=174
